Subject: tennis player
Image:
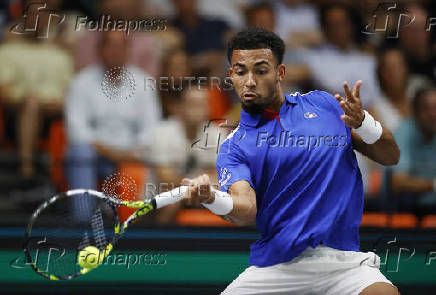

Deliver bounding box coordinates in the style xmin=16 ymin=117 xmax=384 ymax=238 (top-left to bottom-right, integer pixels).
xmin=183 ymin=27 xmax=401 ymax=295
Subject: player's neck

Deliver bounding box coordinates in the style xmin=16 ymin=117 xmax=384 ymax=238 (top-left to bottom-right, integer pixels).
xmin=267 ymin=88 xmax=285 ymax=113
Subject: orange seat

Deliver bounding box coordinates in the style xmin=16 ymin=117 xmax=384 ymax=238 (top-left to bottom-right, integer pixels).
xmin=421 ymin=215 xmax=436 ymax=228
xmin=360 ymin=213 xmax=389 ymax=227
xmin=47 ymin=119 xmax=67 ymax=191
xmin=390 ymin=213 xmax=418 ymax=228
xmin=368 ymin=169 xmax=383 ymax=196
xmin=176 ymin=209 xmax=235 ymax=227
xmin=116 ymin=162 xmax=147 ymax=222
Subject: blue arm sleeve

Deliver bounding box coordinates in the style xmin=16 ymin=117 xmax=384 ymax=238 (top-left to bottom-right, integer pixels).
xmin=216 ymin=136 xmax=254 ymax=193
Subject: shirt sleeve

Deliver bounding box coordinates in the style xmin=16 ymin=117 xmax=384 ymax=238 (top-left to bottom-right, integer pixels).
xmin=391 ymin=122 xmax=411 ymax=174
xmin=65 ymin=74 xmax=94 ymax=144
xmin=216 ymin=131 xmax=254 ymax=192
xmin=315 ymin=90 xmax=345 ymax=117
xmin=135 ymin=71 xmax=162 ymax=147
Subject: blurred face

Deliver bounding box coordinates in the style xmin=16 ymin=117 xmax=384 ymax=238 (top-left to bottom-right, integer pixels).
xmin=400 ymin=6 xmax=430 ymax=58
xmin=416 ymin=91 xmax=436 ymax=135
xmin=324 ymin=7 xmax=353 ymax=50
xmin=182 ymin=89 xmax=209 ymax=126
xmin=99 ymin=0 xmax=141 ymax=19
xmin=229 ymin=49 xmax=285 ymax=114
xmin=166 ymin=51 xmax=190 ymax=81
xmin=99 ymin=32 xmax=128 ymax=69
xmin=379 ymin=50 xmax=408 ymax=94
xmin=249 ymin=9 xmax=275 ymax=32
xmin=172 ymin=0 xmax=196 ymax=16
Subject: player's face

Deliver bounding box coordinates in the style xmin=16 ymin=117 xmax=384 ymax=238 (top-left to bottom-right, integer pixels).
xmin=230 ymin=49 xmax=285 ymax=114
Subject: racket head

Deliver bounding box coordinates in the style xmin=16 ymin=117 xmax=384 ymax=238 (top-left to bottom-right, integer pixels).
xmin=23 ymin=186 xmax=185 ymax=280
xmin=24 ymin=190 xmax=120 ymax=280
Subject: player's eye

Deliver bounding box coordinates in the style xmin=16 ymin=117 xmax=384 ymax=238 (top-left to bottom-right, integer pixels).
xmin=257 ymin=69 xmax=267 ymax=75
xmin=235 ymin=70 xmax=245 ymax=76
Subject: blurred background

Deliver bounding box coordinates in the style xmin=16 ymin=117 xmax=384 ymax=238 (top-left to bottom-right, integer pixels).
xmin=0 ymin=0 xmax=435 ymax=294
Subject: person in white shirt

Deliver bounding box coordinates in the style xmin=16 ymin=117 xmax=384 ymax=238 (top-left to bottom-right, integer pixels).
xmin=65 ymin=31 xmax=161 ymax=220
xmin=150 ymin=87 xmax=221 ymax=224
xmin=284 ymin=3 xmax=380 ymax=109
xmin=372 ymin=48 xmax=411 ymax=132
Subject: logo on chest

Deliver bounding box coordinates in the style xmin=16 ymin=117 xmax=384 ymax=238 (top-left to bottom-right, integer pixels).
xmin=304 ymin=112 xmax=318 ymax=119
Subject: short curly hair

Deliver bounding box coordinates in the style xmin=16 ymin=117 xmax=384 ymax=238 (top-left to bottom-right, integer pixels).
xmin=227 ymin=27 xmax=285 ymax=65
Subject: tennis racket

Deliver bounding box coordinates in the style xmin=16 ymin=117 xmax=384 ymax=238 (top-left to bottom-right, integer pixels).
xmin=23 ymin=186 xmax=188 ymax=280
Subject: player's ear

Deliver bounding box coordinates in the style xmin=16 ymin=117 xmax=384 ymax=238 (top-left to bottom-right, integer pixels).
xmin=277 ymin=64 xmax=286 ymax=83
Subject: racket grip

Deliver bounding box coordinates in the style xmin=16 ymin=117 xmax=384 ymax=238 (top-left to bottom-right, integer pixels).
xmin=154 ymin=186 xmax=188 ymax=209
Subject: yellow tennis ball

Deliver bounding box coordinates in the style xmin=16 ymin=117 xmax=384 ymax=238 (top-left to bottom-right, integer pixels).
xmin=78 ymin=246 xmax=104 ymax=269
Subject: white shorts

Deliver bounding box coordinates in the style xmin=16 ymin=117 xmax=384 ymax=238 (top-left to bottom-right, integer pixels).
xmin=221 ymin=244 xmax=393 ymax=295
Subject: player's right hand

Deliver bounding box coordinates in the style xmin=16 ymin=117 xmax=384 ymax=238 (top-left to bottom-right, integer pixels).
xmin=182 ymin=174 xmax=215 ymax=207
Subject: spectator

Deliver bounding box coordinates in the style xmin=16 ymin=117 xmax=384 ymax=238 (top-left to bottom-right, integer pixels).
xmin=389 ymin=88 xmax=436 ymax=216
xmin=272 ymin=0 xmax=322 ymax=49
xmin=371 ymin=48 xmax=411 ymax=131
xmin=170 ymin=0 xmax=231 ymax=77
xmin=245 ymin=2 xmax=275 ymax=32
xmin=149 ymin=87 xmax=220 ymax=224
xmin=74 ymin=0 xmax=162 ymax=77
xmin=65 ymin=31 xmax=161 ymax=220
xmin=399 ymin=3 xmax=435 ymax=82
xmin=367 ymin=48 xmax=411 ymax=208
xmin=159 ymin=48 xmax=192 ymax=118
xmin=287 ymin=3 xmax=380 ymax=109
xmin=0 ymin=0 xmax=73 ymax=179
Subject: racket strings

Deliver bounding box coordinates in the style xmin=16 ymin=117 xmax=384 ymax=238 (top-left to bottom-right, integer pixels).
xmin=91 ymin=208 xmax=108 ymax=250
xmin=25 ymin=192 xmax=117 ymax=279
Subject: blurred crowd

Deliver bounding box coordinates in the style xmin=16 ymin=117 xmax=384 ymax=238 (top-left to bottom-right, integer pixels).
xmin=0 ymin=0 xmax=435 ymax=224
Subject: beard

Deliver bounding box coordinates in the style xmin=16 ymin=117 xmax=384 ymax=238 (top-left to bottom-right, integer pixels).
xmin=241 ymin=100 xmax=269 ymax=115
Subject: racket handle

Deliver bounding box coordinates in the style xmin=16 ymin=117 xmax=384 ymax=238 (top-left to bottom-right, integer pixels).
xmin=154 ymin=186 xmax=188 ymax=209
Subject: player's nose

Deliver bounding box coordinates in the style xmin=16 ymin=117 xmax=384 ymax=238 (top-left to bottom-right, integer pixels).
xmin=245 ymin=72 xmax=256 ymax=87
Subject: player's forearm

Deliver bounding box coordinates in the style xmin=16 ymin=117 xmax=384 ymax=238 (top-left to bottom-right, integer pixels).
xmin=221 ymin=183 xmax=257 ymax=226
xmin=391 ymin=173 xmax=434 ymax=194
xmin=221 ymin=195 xmax=257 ymax=226
xmin=352 ymin=127 xmax=400 ymax=166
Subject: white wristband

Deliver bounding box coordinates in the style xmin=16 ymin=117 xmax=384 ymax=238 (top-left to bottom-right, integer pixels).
xmin=201 ymin=188 xmax=233 ymax=215
xmin=354 ymin=110 xmax=383 ymax=144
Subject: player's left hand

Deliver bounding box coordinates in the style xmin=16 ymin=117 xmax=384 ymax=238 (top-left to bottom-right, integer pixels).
xmin=181 ymin=174 xmax=215 ymax=207
xmin=334 ymin=80 xmax=365 ymax=129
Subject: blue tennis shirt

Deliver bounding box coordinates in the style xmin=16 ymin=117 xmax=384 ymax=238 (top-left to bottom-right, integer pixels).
xmin=216 ymin=90 xmax=364 ymax=267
